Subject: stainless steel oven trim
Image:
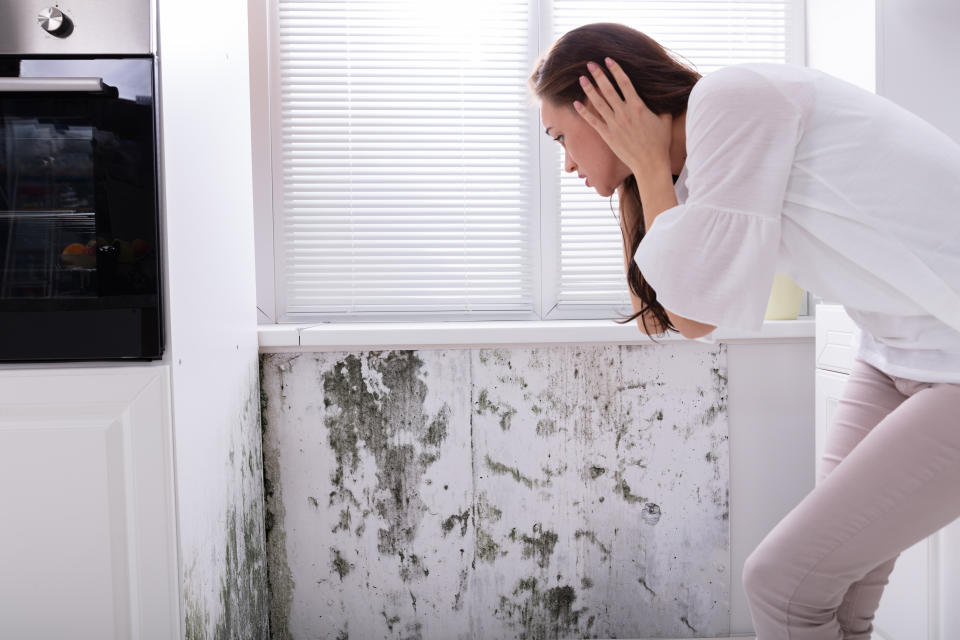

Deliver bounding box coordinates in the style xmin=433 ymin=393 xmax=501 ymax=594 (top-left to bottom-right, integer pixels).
xmin=0 ymin=78 xmax=106 ymax=92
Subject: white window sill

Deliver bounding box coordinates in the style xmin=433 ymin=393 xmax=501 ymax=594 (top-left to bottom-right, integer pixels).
xmin=258 ymin=317 xmax=814 ymax=352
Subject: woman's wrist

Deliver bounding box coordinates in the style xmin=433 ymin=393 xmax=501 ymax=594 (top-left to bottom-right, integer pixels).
xmin=633 ymin=163 xmax=678 ymax=232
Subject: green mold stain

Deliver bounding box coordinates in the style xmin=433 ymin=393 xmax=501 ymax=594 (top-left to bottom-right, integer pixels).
xmin=210 ymin=360 xmax=270 ymax=640
xmin=183 ymin=561 xmax=210 ymax=640
xmin=475 ymin=388 xmax=518 ymax=431
xmin=321 ymin=351 xmax=451 ymax=581
xmin=485 ymin=455 xmax=537 ymax=489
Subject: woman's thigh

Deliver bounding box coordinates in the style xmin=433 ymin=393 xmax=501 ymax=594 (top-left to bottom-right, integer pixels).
xmin=752 ymin=363 xmax=960 ymax=603
xmin=817 ymin=359 xmax=907 ymax=485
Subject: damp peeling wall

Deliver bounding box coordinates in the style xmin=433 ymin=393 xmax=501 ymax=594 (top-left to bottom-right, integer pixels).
xmin=261 ymin=342 xmax=731 ymax=640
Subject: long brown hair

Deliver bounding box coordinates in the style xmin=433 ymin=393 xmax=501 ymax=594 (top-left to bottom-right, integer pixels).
xmin=528 ymin=23 xmax=700 ymax=336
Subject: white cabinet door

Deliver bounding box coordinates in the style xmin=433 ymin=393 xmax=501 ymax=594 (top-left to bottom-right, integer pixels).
xmin=0 ymin=366 xmax=180 ymax=640
xmin=814 ymin=368 xmax=849 ymax=469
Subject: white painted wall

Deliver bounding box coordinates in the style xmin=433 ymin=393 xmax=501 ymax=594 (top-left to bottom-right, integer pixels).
xmin=727 ymin=341 xmax=815 ymax=635
xmin=875 ymin=1 xmax=960 ymax=634
xmin=156 ymin=0 xmax=267 ymax=635
xmin=877 ymin=0 xmax=960 ymax=142
xmin=805 ymin=0 xmax=876 ymax=92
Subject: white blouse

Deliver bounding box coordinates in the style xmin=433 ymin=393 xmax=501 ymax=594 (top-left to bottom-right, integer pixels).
xmin=634 ymin=62 xmax=960 ymax=383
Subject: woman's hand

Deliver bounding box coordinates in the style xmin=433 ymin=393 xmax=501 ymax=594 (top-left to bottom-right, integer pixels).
xmin=574 ymin=58 xmax=673 ymax=178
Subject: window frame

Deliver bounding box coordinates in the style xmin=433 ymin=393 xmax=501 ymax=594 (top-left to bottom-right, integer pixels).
xmin=251 ymin=0 xmax=809 ymax=326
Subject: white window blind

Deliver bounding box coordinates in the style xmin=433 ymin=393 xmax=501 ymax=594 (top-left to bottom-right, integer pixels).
xmin=272 ymin=0 xmax=538 ymax=321
xmin=551 ymin=0 xmax=798 ymax=309
xmin=270 ymin=0 xmax=800 ymax=321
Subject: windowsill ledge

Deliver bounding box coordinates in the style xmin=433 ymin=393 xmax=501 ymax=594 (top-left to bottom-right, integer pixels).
xmin=258 ymin=317 xmax=815 ymax=351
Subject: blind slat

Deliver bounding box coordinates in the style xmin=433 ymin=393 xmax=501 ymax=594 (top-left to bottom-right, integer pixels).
xmin=273 ymin=0 xmax=794 ymax=316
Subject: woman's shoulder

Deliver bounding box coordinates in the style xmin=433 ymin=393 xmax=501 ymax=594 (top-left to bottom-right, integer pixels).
xmin=689 ymin=63 xmax=816 ymax=115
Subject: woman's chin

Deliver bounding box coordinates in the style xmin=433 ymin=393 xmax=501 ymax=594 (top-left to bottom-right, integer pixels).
xmin=594 ymin=184 xmax=613 ymax=197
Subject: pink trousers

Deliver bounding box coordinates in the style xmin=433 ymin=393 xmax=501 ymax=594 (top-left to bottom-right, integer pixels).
xmin=743 ymin=358 xmax=960 ymax=639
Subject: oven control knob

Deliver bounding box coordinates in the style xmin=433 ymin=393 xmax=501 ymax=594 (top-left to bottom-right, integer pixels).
xmin=38 ymin=7 xmax=69 ymax=35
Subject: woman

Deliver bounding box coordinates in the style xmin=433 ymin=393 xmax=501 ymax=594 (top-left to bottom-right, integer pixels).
xmin=529 ymin=22 xmax=960 ymax=639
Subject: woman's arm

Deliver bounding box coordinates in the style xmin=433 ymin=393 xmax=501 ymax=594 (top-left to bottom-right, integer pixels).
xmin=625 ymin=164 xmax=717 ymax=339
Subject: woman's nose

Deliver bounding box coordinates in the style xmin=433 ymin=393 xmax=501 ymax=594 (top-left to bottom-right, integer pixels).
xmin=564 ymin=150 xmax=576 ymax=174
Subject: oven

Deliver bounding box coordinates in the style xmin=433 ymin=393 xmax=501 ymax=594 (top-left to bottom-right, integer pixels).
xmin=0 ymin=1 xmax=162 ymax=362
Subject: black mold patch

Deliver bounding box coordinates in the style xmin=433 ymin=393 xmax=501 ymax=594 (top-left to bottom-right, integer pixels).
xmin=476 ymin=492 xmax=503 ymax=522
xmin=476 ymin=529 xmax=502 ymax=564
xmin=513 ymin=524 xmax=559 ymax=569
xmin=453 ymin=567 xmax=469 ymax=611
xmin=574 ymin=529 xmax=611 ymax=561
xmin=382 ymin=611 xmax=401 ymax=632
xmin=321 ymin=351 xmax=451 ymax=582
xmin=615 ymin=475 xmax=646 ymax=505
xmin=206 ymin=360 xmax=270 ymax=640
xmin=331 ymin=547 xmax=353 ymax=580
xmin=535 ymin=417 xmax=557 ymax=437
xmin=262 ymin=355 xmax=299 ymax=640
xmin=638 ymin=576 xmax=657 ymax=597
xmin=398 ymin=551 xmax=430 ymax=582
xmin=441 ymin=508 xmax=471 ymax=537
xmin=495 ymin=578 xmax=589 ymax=640
xmin=641 ymin=503 xmax=662 ymax=525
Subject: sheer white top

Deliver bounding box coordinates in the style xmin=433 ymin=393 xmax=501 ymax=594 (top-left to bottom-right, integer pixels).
xmin=634 ymin=63 xmax=960 ymax=383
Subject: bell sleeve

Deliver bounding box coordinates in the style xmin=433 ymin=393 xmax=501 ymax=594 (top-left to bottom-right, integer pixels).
xmin=633 ymin=65 xmax=806 ymax=332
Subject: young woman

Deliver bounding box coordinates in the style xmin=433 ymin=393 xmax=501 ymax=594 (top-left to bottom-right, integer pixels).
xmin=529 ymin=22 xmax=960 ymax=639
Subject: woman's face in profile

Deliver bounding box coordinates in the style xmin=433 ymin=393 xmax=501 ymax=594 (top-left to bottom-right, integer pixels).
xmin=540 ymin=99 xmax=632 ymax=197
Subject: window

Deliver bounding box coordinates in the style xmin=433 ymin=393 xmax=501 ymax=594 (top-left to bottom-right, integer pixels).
xmin=262 ymin=0 xmax=804 ymax=323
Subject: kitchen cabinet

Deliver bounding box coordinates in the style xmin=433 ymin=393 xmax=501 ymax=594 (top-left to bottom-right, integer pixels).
xmin=0 ymin=365 xmax=179 ymax=640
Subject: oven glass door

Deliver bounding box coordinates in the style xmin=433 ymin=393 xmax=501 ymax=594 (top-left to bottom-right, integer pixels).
xmin=0 ymin=58 xmax=162 ymax=361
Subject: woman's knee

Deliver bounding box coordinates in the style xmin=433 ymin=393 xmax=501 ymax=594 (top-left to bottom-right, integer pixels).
xmin=742 ymin=543 xmax=781 ymax=601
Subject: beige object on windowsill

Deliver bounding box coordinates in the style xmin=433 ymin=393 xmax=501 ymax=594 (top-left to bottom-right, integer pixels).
xmin=765 ymin=274 xmax=804 ymax=320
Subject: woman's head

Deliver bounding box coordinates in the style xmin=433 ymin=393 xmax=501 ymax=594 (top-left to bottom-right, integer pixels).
xmin=530 ymin=23 xmax=699 ymax=196
xmin=528 ymin=23 xmax=701 ymax=335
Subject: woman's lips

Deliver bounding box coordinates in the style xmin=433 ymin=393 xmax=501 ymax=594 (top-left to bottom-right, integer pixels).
xmin=585 ymin=177 xmax=590 ymax=187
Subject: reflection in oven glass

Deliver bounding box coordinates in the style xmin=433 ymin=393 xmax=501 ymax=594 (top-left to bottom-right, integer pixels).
xmin=0 ymin=116 xmax=154 ymax=300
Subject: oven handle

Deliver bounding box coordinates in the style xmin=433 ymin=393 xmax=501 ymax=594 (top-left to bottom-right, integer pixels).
xmin=0 ymin=77 xmax=109 ymax=93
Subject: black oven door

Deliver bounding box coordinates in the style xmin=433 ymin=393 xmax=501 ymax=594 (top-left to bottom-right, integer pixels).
xmin=0 ymin=58 xmax=162 ymax=362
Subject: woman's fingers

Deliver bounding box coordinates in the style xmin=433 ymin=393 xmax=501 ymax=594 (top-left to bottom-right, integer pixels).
xmin=603 ymin=57 xmax=642 ymax=104
xmin=578 ymin=71 xmax=613 ymax=120
xmin=573 ymin=97 xmax=603 ymax=132
xmin=586 ymin=60 xmax=626 ymax=110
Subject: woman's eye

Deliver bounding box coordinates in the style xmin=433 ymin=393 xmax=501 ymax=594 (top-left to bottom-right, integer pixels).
xmin=553 ymin=135 xmax=564 ymax=144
